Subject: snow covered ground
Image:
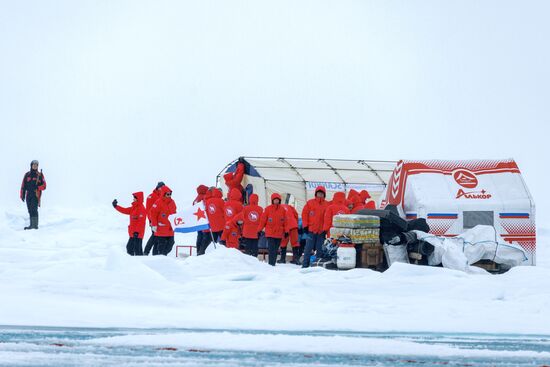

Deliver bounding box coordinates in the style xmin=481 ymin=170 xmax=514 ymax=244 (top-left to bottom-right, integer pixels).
xmin=1 ymin=205 xmax=550 ymax=336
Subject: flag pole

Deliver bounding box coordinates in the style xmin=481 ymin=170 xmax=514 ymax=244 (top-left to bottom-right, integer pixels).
xmin=209 ymin=228 xmax=216 ymax=249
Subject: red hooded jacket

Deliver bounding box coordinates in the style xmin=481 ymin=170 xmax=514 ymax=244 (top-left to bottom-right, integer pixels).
xmin=115 ymin=191 xmax=147 ymax=239
xmin=233 ymin=193 xmax=263 ymax=239
xmin=223 ymin=162 xmax=245 ymax=198
xmin=150 ymin=186 xmax=177 ymax=237
xmin=205 ymin=188 xmax=226 ymax=232
xmin=258 ymin=193 xmax=287 ymax=239
xmin=301 ymin=186 xmax=329 ymax=234
xmin=146 ymin=188 xmax=162 ymax=223
xmin=224 ymin=188 xmax=243 ymax=222
xmin=193 ymin=184 xmax=209 ymax=205
xmin=279 ymin=204 xmax=299 ymax=248
xmin=323 ymin=192 xmax=350 ymax=232
xmin=282 ymin=204 xmax=298 ymax=232
xmin=221 ymin=219 xmax=241 ymax=249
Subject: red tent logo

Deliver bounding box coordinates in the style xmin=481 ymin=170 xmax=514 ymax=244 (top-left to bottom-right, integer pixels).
xmin=453 ymin=169 xmax=478 ymax=189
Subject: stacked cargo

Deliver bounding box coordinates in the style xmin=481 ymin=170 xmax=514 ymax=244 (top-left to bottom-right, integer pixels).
xmin=330 ymin=214 xmax=384 ymax=269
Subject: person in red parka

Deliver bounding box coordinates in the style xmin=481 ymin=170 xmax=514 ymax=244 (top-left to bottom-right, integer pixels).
xmin=149 ymin=185 xmax=177 ymax=256
xmin=112 ymin=192 xmax=147 ymax=256
xmin=301 ymin=186 xmax=329 ymax=268
xmin=233 ymin=193 xmax=263 ymax=257
xmin=198 ymin=187 xmax=226 ymax=255
xmin=221 ymin=219 xmax=241 ymax=249
xmin=278 ymin=204 xmax=299 ymax=264
xmin=143 ymin=181 xmax=165 ymax=256
xmin=224 ymin=188 xmax=243 ymax=222
xmin=223 ymin=158 xmax=246 ymax=202
xmin=258 ymin=193 xmax=287 ymax=266
xmin=360 ymin=189 xmax=376 ymax=209
xmin=193 ymin=184 xmax=209 ymax=255
xmin=323 ymin=192 xmax=350 ymax=234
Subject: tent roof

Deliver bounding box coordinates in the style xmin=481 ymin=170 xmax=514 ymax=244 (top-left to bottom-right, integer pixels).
xmin=217 ymin=157 xmax=397 ymax=186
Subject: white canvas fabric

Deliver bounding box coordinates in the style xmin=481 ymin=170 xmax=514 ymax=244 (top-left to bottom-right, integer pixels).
xmin=217 ymin=157 xmax=396 ymax=213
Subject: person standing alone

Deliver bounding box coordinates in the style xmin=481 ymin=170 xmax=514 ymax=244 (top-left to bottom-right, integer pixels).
xmin=20 ymin=160 xmax=46 ymax=230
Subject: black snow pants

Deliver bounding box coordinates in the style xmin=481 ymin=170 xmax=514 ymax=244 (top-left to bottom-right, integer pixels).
xmin=155 ymin=236 xmax=175 ymax=256
xmin=144 ymin=234 xmax=157 ymax=255
xmin=266 ymin=237 xmax=281 ymax=266
xmin=26 ymin=193 xmax=39 ymax=217
xmin=126 ymin=237 xmax=143 ymax=256
xmin=198 ymin=231 xmax=222 ymax=255
xmin=242 ymin=237 xmax=259 ymax=257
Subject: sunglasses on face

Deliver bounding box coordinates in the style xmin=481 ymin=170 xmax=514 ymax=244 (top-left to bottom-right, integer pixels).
xmin=165 ymin=193 xmax=172 ymax=197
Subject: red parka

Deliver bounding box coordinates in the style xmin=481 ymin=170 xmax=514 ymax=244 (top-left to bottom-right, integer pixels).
xmin=233 ymin=193 xmax=263 ymax=239
xmin=224 ymin=188 xmax=243 ymax=222
xmin=323 ymin=192 xmax=351 ymax=232
xmin=281 ymin=204 xmax=299 ymax=247
xmin=258 ymin=193 xmax=287 ymax=239
xmin=223 ymin=162 xmax=245 ymax=198
xmin=221 ymin=219 xmax=241 ymax=249
xmin=115 ymin=191 xmax=147 ymax=239
xmin=301 ymin=186 xmax=329 ymax=234
xmin=205 ymin=188 xmax=226 ymax=232
xmin=146 ymin=188 xmax=162 ymax=223
xmin=359 ymin=190 xmax=376 ymax=210
xmin=150 ymin=186 xmax=177 ymax=237
xmin=193 ymin=184 xmax=209 ymax=205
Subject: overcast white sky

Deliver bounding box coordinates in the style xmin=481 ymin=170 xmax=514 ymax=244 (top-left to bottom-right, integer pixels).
xmin=0 ymin=1 xmax=548 ymax=222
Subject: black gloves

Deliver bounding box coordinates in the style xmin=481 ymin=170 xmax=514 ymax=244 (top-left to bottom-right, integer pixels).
xmin=112 ymin=199 xmax=118 ymax=208
xmin=133 ymin=232 xmax=139 ymax=238
xmin=284 ymin=232 xmax=289 ymax=237
xmin=303 ymin=227 xmax=308 ymax=234
xmin=257 ymin=231 xmax=263 ymax=238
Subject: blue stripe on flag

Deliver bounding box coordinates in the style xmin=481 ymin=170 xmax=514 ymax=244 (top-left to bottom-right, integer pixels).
xmin=174 ymin=224 xmax=210 ymax=233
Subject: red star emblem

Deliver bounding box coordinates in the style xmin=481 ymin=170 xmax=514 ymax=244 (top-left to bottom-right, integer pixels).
xmin=174 ymin=217 xmax=184 ymax=226
xmin=194 ymin=207 xmax=206 ymax=221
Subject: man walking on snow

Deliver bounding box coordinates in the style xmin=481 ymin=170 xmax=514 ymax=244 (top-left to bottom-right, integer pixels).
xmin=20 ymin=160 xmax=46 ymax=230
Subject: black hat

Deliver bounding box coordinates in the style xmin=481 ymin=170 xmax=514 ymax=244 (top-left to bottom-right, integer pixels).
xmin=30 ymin=160 xmax=39 ymax=167
xmin=156 ymin=181 xmax=165 ymax=190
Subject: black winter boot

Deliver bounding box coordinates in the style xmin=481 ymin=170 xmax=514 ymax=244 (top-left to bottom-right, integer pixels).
xmin=32 ymin=216 xmax=39 ymax=229
xmin=277 ymin=247 xmax=287 ymax=264
xmin=24 ymin=217 xmax=32 ymax=230
xmin=292 ymin=247 xmax=301 ymax=265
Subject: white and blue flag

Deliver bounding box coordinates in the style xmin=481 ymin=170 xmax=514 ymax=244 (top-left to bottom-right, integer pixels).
xmin=169 ymin=202 xmax=210 ymax=233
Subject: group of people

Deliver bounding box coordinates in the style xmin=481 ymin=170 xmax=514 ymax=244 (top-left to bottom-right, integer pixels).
xmin=193 ymin=165 xmax=376 ymax=267
xmin=113 ymin=182 xmax=177 ymax=256
xmin=20 ymin=158 xmax=376 ymax=269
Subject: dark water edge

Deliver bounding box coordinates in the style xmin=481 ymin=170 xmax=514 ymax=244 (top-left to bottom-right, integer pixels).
xmin=0 ymin=325 xmax=549 ymax=367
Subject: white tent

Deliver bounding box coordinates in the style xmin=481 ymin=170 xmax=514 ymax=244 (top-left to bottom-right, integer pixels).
xmin=379 ymin=159 xmax=536 ymax=265
xmin=216 ymin=157 xmax=397 ymax=213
